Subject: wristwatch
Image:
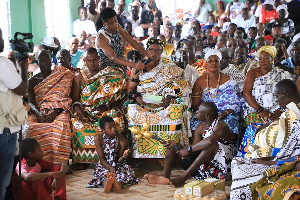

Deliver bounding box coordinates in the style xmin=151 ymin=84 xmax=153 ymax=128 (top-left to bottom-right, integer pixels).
xmin=187 ymin=145 xmax=193 ymax=154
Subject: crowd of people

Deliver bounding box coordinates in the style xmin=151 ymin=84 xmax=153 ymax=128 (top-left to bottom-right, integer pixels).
xmin=1 ymin=0 xmax=300 ymax=199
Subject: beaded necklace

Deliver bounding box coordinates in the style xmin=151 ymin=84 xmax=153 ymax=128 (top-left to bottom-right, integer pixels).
xmin=206 ymin=72 xmax=221 ymax=98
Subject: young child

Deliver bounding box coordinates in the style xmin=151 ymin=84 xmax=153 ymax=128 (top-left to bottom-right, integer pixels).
xmin=86 ymin=116 xmax=139 ymax=193
xmin=13 ymin=138 xmax=68 ymax=200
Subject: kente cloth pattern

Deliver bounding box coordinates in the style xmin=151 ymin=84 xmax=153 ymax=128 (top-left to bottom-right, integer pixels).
xmin=234 ymin=59 xmax=259 ymax=75
xmin=251 ymin=155 xmax=300 ymax=200
xmin=97 ymin=28 xmax=127 ymax=76
xmin=191 ymin=58 xmax=207 ymax=76
xmin=190 ymin=78 xmax=244 ymax=136
xmin=28 ymin=66 xmax=74 ymax=164
xmin=243 ymin=67 xmax=293 ymax=119
xmin=86 ymin=134 xmax=139 ymax=188
xmin=71 ymin=66 xmax=127 ymax=163
xmin=127 ymin=57 xmax=192 ymax=158
xmin=221 ymin=64 xmax=246 ymax=91
xmin=246 ymin=102 xmax=300 ymax=158
xmin=230 ymin=119 xmax=300 ymax=200
xmin=164 ymin=43 xmax=175 ymax=56
xmin=194 ymin=119 xmax=235 ymax=180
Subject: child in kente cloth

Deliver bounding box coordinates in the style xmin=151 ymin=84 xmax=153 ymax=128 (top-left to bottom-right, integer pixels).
xmin=13 ymin=138 xmax=68 ymax=200
xmin=86 ymin=116 xmax=139 ymax=193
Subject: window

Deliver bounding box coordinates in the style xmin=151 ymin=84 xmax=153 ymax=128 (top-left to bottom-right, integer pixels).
xmin=0 ymin=0 xmax=11 ymax=52
xmin=44 ymin=0 xmax=70 ymax=45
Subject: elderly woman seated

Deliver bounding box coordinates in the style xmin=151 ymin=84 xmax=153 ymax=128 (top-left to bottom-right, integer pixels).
xmin=127 ymin=38 xmax=192 ymax=159
xmin=240 ymin=46 xmax=294 ymax=157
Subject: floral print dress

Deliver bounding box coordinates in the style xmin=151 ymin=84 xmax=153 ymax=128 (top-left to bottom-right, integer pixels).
xmin=86 ymin=134 xmax=139 ymax=188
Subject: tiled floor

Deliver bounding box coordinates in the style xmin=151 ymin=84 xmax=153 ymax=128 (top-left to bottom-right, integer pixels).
xmin=66 ymin=160 xmax=231 ymax=200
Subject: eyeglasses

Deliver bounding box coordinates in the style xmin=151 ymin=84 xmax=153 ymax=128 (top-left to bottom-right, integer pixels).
xmin=148 ymin=48 xmax=163 ymax=53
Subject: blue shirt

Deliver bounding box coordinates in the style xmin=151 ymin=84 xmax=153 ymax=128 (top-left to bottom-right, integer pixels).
xmin=71 ymin=50 xmax=84 ymax=68
xmin=281 ymin=57 xmax=295 ymax=68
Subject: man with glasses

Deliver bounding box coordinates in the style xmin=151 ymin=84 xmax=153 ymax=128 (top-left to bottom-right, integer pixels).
xmin=127 ymin=38 xmax=192 ymax=159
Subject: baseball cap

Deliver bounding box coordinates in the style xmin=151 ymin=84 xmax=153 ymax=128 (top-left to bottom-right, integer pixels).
xmin=272 ymin=21 xmax=283 ymax=28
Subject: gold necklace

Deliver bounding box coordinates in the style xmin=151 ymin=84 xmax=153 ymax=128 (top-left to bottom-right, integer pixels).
xmin=206 ymin=72 xmax=221 ymax=98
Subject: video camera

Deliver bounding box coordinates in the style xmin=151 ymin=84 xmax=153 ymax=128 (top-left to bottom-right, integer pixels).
xmin=10 ymin=32 xmax=34 ymax=61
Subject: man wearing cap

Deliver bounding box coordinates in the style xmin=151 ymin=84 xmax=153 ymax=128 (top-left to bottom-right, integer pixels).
xmin=192 ymin=0 xmax=212 ymax=24
xmin=269 ymin=22 xmax=292 ymax=46
xmin=235 ymin=8 xmax=256 ymax=33
xmin=127 ymin=4 xmax=140 ymax=37
xmin=73 ymin=6 xmax=97 ymax=37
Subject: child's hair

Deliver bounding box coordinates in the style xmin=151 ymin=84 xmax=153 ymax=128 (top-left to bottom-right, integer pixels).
xmin=21 ymin=138 xmax=39 ymax=159
xmin=100 ymin=116 xmax=115 ymax=129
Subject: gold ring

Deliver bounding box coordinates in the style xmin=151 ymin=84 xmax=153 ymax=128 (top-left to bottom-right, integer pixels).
xmin=263 ymin=116 xmax=268 ymax=121
xmin=74 ymin=112 xmax=78 ymax=116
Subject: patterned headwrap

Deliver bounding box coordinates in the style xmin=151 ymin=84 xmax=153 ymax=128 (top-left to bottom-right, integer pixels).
xmin=146 ymin=38 xmax=165 ymax=49
xmin=257 ymin=46 xmax=277 ymax=61
xmin=205 ymin=49 xmax=222 ymax=61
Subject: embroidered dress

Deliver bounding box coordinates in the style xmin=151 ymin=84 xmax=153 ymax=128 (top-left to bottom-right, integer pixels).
xmin=240 ymin=67 xmax=293 ymax=157
xmin=97 ymin=28 xmax=127 ymax=76
xmin=190 ymin=78 xmax=244 ymax=136
xmin=86 ymin=134 xmax=139 ymax=188
xmin=194 ymin=119 xmax=235 ymax=180
xmin=230 ymin=119 xmax=300 ymax=200
xmin=71 ymin=66 xmax=127 ymax=163
xmin=28 ymin=66 xmax=74 ymax=164
xmin=127 ymin=57 xmax=192 ymax=158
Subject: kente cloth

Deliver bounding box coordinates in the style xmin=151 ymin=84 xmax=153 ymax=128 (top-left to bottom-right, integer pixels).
xmin=97 ymin=28 xmax=127 ymax=76
xmin=230 ymin=119 xmax=300 ymax=200
xmin=221 ymin=64 xmax=246 ymax=91
xmin=193 ymin=119 xmax=235 ymax=180
xmin=190 ymin=78 xmax=244 ymax=136
xmin=243 ymin=67 xmax=293 ymax=119
xmin=164 ymin=43 xmax=175 ymax=56
xmin=71 ymin=66 xmax=127 ymax=163
xmin=191 ymin=58 xmax=207 ymax=76
xmin=246 ymin=102 xmax=300 ymax=158
xmin=127 ymin=57 xmax=192 ymax=158
xmin=234 ymin=59 xmax=259 ymax=75
xmin=86 ymin=134 xmax=139 ymax=188
xmin=28 ymin=66 xmax=74 ymax=164
xmin=251 ymin=156 xmax=300 ymax=200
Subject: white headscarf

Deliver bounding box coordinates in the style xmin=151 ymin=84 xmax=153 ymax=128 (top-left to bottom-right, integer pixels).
xmin=276 ymin=4 xmax=289 ymax=18
xmin=205 ymin=49 xmax=222 ymax=61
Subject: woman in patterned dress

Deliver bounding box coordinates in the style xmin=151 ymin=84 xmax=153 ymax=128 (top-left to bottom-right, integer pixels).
xmin=239 ymin=46 xmax=293 ymax=157
xmin=97 ymin=7 xmax=148 ymax=76
xmin=191 ymin=49 xmax=244 ymax=149
xmin=87 ymin=116 xmax=139 ymax=192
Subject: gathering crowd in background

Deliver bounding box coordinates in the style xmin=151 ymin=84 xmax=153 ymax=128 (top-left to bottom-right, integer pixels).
xmin=2 ymin=0 xmax=300 ymax=199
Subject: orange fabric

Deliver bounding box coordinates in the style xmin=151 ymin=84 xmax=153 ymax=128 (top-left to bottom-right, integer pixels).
xmin=261 ymin=6 xmax=278 ymax=24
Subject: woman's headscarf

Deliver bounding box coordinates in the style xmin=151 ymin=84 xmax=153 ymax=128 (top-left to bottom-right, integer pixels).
xmin=146 ymin=38 xmax=165 ymax=49
xmin=257 ymin=46 xmax=277 ymax=61
xmin=205 ymin=49 xmax=222 ymax=61
xmin=276 ymin=4 xmax=289 ymax=19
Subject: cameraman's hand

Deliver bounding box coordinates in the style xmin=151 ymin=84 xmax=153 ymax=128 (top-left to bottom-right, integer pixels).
xmin=17 ymin=57 xmax=29 ymax=71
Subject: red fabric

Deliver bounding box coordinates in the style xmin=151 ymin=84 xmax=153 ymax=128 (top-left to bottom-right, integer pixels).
xmin=13 ymin=160 xmax=66 ymax=200
xmin=261 ymin=6 xmax=278 ymax=24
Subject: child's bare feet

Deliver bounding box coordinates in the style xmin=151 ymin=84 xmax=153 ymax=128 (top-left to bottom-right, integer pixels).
xmin=145 ymin=174 xmax=170 ymax=185
xmin=104 ymin=176 xmax=115 ymax=193
xmin=113 ymin=180 xmax=122 ymax=193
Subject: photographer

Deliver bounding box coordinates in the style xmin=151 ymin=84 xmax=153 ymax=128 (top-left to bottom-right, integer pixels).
xmin=0 ymin=28 xmax=29 ymax=200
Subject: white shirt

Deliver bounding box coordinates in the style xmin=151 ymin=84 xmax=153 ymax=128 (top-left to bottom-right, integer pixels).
xmin=226 ymin=1 xmax=245 ymax=22
xmin=236 ymin=15 xmax=256 ymax=33
xmin=0 ymin=56 xmax=22 ymax=133
xmin=254 ymin=4 xmax=263 ymax=23
xmin=192 ymin=2 xmax=213 ymax=24
xmin=184 ymin=64 xmax=200 ymax=87
xmin=72 ymin=19 xmax=97 ymax=37
xmin=127 ymin=16 xmax=140 ymax=36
